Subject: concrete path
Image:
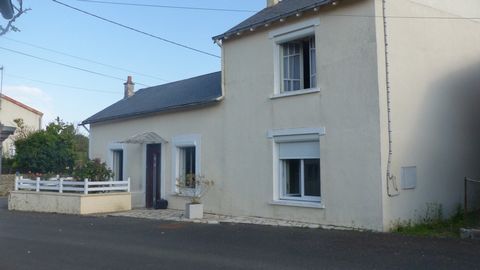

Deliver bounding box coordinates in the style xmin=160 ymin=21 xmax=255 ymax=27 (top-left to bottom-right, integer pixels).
xmin=1 ymin=197 xmax=480 ymax=270
xmin=109 ymin=208 xmax=331 ymax=229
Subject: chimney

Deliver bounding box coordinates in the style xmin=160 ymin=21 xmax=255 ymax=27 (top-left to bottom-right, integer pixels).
xmin=267 ymin=0 xmax=280 ymax=7
xmin=124 ymin=76 xmax=135 ymax=98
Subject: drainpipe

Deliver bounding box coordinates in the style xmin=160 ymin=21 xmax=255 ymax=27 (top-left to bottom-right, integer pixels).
xmin=382 ymin=0 xmax=399 ymax=197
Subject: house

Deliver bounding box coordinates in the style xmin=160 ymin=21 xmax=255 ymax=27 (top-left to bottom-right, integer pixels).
xmin=83 ymin=0 xmax=480 ymax=231
xmin=0 ymin=94 xmax=43 ymax=157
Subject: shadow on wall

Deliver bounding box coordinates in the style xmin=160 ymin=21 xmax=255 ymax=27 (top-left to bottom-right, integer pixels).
xmin=404 ymin=62 xmax=480 ymax=215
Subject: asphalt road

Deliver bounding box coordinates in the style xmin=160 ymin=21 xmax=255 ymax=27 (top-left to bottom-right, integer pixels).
xmin=0 ymin=197 xmax=479 ymax=270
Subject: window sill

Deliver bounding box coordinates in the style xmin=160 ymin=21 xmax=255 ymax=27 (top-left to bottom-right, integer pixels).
xmin=269 ymin=200 xmax=324 ymax=209
xmin=170 ymin=190 xmax=195 ymax=198
xmin=270 ymin=88 xmax=320 ymax=100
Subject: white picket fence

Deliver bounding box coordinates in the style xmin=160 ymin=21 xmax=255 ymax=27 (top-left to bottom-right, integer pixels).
xmin=14 ymin=176 xmax=130 ymax=194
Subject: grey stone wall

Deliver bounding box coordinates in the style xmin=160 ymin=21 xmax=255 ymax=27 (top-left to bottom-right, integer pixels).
xmin=0 ymin=175 xmax=15 ymax=196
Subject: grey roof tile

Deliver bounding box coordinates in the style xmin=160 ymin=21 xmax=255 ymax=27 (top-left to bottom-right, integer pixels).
xmin=212 ymin=0 xmax=333 ymax=41
xmin=82 ymin=71 xmax=222 ymax=125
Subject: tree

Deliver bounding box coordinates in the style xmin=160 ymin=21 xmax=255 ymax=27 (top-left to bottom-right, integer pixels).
xmin=12 ymin=118 xmax=33 ymax=140
xmin=14 ymin=118 xmax=77 ymax=174
xmin=73 ymin=133 xmax=89 ymax=167
xmin=0 ymin=0 xmax=30 ymax=36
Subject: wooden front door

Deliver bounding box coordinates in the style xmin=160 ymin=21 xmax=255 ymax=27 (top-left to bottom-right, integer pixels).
xmin=146 ymin=144 xmax=161 ymax=208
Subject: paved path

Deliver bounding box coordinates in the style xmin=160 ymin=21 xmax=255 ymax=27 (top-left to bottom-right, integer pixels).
xmin=109 ymin=208 xmax=331 ymax=229
xmin=1 ymin=197 xmax=480 ymax=270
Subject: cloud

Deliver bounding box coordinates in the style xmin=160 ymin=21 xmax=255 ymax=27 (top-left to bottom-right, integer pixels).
xmin=2 ymin=85 xmax=56 ymax=126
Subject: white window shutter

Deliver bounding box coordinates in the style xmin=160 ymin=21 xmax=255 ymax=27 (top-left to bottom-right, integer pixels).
xmin=278 ymin=141 xmax=320 ymax=159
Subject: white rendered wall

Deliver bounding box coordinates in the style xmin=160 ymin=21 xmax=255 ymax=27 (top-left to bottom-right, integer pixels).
xmin=0 ymin=96 xmax=42 ymax=157
xmin=375 ymin=0 xmax=480 ymax=229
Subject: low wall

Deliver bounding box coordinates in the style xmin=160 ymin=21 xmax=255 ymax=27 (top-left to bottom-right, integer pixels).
xmin=8 ymin=191 xmax=132 ymax=214
xmin=0 ymin=175 xmax=15 ymax=196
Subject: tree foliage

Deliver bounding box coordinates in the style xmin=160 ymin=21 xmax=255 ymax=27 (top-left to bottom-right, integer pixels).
xmin=14 ymin=118 xmax=77 ymax=174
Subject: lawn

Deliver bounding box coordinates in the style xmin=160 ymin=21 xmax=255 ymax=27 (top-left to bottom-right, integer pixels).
xmin=392 ymin=210 xmax=480 ymax=238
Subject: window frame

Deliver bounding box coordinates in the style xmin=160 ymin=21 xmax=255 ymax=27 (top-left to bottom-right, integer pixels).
xmin=268 ymin=128 xmax=325 ymax=207
xmin=107 ymin=142 xmax=127 ymax=182
xmin=280 ymin=158 xmax=321 ymax=202
xmin=172 ymin=134 xmax=201 ymax=194
xmin=112 ymin=149 xmax=124 ymax=181
xmin=270 ymin=18 xmax=320 ymax=97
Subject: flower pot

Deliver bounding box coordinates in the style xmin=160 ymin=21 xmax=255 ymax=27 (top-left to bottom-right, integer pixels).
xmin=185 ymin=203 xmax=203 ymax=219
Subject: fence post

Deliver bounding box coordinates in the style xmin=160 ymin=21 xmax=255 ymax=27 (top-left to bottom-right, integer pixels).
xmin=36 ymin=177 xmax=40 ymax=192
xmin=59 ymin=178 xmax=63 ymax=193
xmin=84 ymin=178 xmax=88 ymax=195
xmin=464 ymin=177 xmax=468 ymax=220
xmin=14 ymin=176 xmax=18 ymax=191
xmin=127 ymin=177 xmax=131 ymax=192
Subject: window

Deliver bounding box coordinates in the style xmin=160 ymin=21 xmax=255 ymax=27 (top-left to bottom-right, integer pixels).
xmin=278 ymin=141 xmax=320 ymax=202
xmin=280 ymin=36 xmax=316 ymax=92
xmin=179 ymin=146 xmax=196 ymax=188
xmin=172 ymin=134 xmax=201 ymax=193
xmin=112 ymin=149 xmax=124 ymax=181
xmin=270 ymin=18 xmax=320 ymax=97
xmin=268 ymin=128 xmax=325 ymax=206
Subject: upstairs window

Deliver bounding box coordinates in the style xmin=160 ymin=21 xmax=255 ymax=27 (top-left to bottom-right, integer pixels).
xmin=280 ymin=36 xmax=316 ymax=92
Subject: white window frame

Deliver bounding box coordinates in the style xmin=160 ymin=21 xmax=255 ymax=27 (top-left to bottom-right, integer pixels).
xmin=171 ymin=134 xmax=201 ymax=194
xmin=268 ymin=128 xmax=325 ymax=207
xmin=280 ymin=158 xmax=321 ymax=202
xmin=107 ymin=142 xmax=127 ymax=181
xmin=270 ymin=18 xmax=320 ymax=97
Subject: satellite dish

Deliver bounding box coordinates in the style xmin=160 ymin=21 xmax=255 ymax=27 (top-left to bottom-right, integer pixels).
xmin=0 ymin=0 xmax=14 ymax=20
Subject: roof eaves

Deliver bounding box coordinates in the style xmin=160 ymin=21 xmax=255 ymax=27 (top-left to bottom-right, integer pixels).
xmin=212 ymin=0 xmax=334 ymax=41
xmin=82 ymin=98 xmax=221 ymax=125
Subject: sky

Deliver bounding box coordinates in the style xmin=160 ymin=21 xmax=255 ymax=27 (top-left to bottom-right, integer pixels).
xmin=0 ymin=0 xmax=264 ymax=127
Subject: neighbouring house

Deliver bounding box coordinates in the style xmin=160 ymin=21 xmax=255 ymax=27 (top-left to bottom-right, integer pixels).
xmin=0 ymin=94 xmax=43 ymax=157
xmin=83 ymin=0 xmax=480 ymax=231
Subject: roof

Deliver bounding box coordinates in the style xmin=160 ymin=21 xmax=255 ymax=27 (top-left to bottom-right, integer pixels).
xmin=0 ymin=124 xmax=15 ymax=142
xmin=212 ymin=0 xmax=334 ymax=41
xmin=82 ymin=71 xmax=222 ymax=125
xmin=1 ymin=94 xmax=43 ymax=116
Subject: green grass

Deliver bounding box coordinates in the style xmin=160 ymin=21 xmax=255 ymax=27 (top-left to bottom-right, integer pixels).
xmin=392 ymin=210 xmax=480 ymax=238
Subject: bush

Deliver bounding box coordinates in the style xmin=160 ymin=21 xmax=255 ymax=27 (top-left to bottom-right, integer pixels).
xmin=14 ymin=118 xmax=76 ymax=174
xmin=73 ymin=159 xmax=113 ymax=181
xmin=1 ymin=156 xmax=16 ymax=174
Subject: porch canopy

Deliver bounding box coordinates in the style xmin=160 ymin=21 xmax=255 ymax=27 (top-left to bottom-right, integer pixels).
xmin=117 ymin=132 xmax=167 ymax=144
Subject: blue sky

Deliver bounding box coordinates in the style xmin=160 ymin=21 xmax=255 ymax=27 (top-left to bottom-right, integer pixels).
xmin=0 ymin=0 xmax=263 ymax=127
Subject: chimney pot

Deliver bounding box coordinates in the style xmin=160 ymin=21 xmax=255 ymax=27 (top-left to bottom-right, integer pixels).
xmin=124 ymin=76 xmax=135 ymax=99
xmin=267 ymin=0 xmax=280 ymax=7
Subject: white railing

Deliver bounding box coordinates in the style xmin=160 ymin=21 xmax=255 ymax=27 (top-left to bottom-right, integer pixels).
xmin=14 ymin=176 xmax=130 ymax=194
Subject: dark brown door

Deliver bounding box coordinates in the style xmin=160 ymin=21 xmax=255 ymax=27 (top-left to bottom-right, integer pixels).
xmin=146 ymin=144 xmax=161 ymax=208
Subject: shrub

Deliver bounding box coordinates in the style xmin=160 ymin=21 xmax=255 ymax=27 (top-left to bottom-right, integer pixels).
xmin=176 ymin=174 xmax=214 ymax=204
xmin=73 ymin=158 xmax=113 ymax=181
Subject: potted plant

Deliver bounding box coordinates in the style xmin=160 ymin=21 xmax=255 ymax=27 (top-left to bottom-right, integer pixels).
xmin=176 ymin=174 xmax=214 ymax=219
